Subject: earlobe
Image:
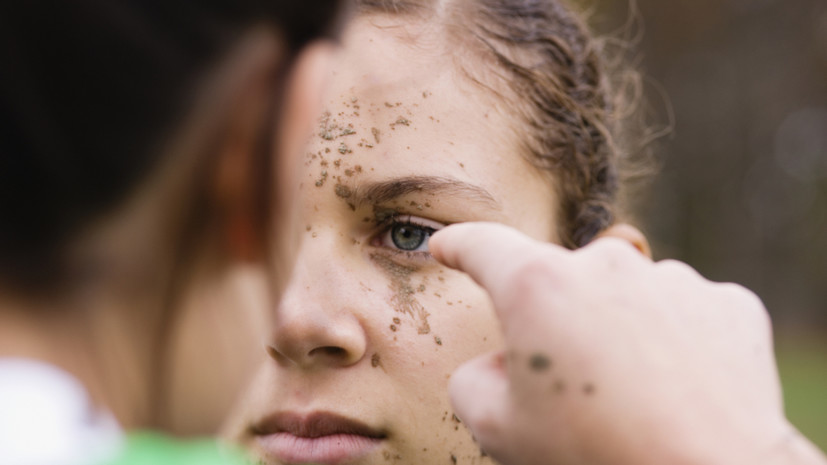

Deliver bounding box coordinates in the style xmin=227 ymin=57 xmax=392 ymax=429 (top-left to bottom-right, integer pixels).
xmin=598 ymin=223 xmax=652 ymax=258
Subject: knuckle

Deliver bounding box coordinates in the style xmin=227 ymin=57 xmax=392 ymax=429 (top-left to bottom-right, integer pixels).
xmin=584 ymin=237 xmax=643 ymax=270
xmin=656 ymin=258 xmax=702 ymax=280
xmin=716 ymin=282 xmax=771 ymax=325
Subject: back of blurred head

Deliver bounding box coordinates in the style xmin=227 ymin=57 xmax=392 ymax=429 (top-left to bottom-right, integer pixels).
xmin=0 ymin=0 xmax=343 ymax=432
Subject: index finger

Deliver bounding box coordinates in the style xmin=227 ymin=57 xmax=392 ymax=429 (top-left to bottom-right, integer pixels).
xmin=429 ymin=222 xmax=570 ymax=325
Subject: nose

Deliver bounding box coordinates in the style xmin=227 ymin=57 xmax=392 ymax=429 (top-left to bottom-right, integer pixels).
xmin=267 ymin=244 xmax=367 ymax=369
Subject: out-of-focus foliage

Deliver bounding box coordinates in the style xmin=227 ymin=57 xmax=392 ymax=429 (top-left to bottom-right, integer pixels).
xmin=587 ymin=0 xmax=827 ymax=449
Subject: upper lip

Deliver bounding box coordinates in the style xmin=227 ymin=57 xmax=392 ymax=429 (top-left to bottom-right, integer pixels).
xmin=251 ymin=412 xmax=387 ymax=439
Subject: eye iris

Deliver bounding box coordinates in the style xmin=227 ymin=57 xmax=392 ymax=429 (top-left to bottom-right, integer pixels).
xmin=391 ymin=224 xmax=428 ymax=251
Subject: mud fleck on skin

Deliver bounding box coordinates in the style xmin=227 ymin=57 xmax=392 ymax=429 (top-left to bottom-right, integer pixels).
xmin=338 ymin=142 xmax=351 ymax=154
xmin=529 ymin=353 xmax=552 ymax=372
xmin=373 ymin=206 xmax=398 ymax=224
xmin=335 ymin=184 xmax=353 ymax=199
xmin=371 ymin=253 xmax=431 ymax=334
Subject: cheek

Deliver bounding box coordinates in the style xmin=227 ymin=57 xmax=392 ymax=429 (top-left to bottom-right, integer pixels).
xmin=383 ymin=269 xmax=502 ymax=375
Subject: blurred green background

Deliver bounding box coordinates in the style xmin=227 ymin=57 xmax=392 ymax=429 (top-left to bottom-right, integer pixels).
xmin=590 ymin=0 xmax=827 ymax=450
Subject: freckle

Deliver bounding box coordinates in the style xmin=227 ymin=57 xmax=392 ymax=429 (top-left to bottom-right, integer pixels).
xmin=371 ymin=127 xmax=381 ymax=143
xmin=371 ymin=353 xmax=381 ymax=367
xmin=438 ymin=276 xmax=444 ymax=282
xmin=459 ymin=162 xmax=465 ymax=168
xmin=395 ymin=102 xmax=401 ymax=106
xmin=334 ymin=159 xmax=341 ymax=167
xmin=447 ymin=301 xmax=453 ymax=306
xmin=434 ymin=336 xmax=442 ymax=345
xmin=384 ymin=102 xmax=393 ymax=108
xmin=390 ymin=324 xmax=397 ymax=332
xmin=425 ymin=202 xmax=431 ymax=208
xmin=393 ymin=317 xmax=401 ymax=324
xmin=418 ymin=284 xmax=426 ymax=292
xmin=325 ymin=148 xmax=330 ymax=153
xmin=345 ymin=169 xmax=354 ymax=177
xmin=355 ymin=165 xmax=363 ymax=173
xmin=434 ymin=292 xmax=441 ymax=298
xmin=529 ymin=353 xmax=552 ymax=372
xmin=305 ymin=225 xmax=312 ymax=231
xmin=363 ymin=217 xmax=371 ymax=223
xmin=348 ymin=202 xmax=356 ymax=211
xmin=352 ymin=238 xmax=360 ymax=245
xmin=583 ymin=383 xmax=596 ymax=395
xmin=311 ymin=232 xmax=318 ymax=238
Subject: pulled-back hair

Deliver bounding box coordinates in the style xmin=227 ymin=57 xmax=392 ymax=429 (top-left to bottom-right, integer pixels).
xmin=357 ymin=0 xmax=648 ymax=248
xmin=0 ymin=1 xmax=342 ymax=290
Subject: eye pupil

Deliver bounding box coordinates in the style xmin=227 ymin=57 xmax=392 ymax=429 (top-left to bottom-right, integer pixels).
xmin=391 ymin=224 xmax=428 ymax=251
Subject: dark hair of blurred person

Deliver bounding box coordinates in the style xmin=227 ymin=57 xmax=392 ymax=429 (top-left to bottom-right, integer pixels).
xmin=0 ymin=1 xmax=344 ymax=464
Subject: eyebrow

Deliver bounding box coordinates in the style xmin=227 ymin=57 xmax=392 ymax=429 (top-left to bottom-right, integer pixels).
xmin=349 ymin=175 xmax=501 ymax=210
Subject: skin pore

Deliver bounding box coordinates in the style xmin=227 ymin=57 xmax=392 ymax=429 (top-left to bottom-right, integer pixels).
xmin=226 ymin=14 xmax=560 ymax=465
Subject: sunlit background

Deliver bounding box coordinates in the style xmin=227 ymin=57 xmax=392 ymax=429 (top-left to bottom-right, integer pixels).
xmin=589 ymin=0 xmax=827 ymax=449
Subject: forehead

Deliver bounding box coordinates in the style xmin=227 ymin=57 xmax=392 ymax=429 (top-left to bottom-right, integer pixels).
xmin=303 ymin=16 xmax=557 ymax=239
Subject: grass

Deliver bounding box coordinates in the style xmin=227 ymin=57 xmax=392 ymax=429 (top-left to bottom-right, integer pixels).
xmin=775 ymin=335 xmax=827 ymax=451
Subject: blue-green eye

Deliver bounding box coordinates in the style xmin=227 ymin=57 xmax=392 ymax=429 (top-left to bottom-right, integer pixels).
xmin=376 ymin=216 xmax=443 ymax=253
xmin=390 ymin=223 xmax=432 ymax=251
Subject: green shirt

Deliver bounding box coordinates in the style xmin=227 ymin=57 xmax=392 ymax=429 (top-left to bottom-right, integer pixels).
xmin=101 ymin=431 xmax=250 ymax=465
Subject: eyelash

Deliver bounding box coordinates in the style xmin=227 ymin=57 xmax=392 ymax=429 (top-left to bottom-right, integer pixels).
xmin=371 ymin=215 xmax=445 ymax=256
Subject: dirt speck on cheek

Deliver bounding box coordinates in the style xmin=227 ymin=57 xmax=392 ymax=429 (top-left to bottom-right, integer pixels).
xmin=371 ymin=253 xmax=431 ymax=335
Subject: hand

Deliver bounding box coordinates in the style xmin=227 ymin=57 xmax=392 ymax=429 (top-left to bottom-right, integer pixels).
xmin=430 ymin=222 xmax=825 ymax=465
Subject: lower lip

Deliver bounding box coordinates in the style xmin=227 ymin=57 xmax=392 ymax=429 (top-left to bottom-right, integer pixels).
xmin=257 ymin=433 xmax=383 ymax=464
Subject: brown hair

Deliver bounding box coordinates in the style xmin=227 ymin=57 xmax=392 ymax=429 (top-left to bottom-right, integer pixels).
xmin=357 ymin=0 xmax=649 ymax=247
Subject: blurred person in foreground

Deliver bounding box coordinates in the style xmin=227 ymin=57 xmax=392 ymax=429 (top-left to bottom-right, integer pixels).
xmin=0 ymin=1 xmax=343 ymax=464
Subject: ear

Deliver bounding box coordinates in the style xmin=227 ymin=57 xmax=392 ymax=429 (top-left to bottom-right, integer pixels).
xmin=598 ymin=223 xmax=652 ymax=259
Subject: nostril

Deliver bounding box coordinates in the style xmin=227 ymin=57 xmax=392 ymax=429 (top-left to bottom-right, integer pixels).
xmin=310 ymin=346 xmax=347 ymax=358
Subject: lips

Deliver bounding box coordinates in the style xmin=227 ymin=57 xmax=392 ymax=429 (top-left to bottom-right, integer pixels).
xmin=251 ymin=412 xmax=386 ymax=464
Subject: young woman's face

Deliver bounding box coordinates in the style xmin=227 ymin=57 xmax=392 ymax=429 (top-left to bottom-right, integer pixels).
xmin=228 ymin=17 xmax=558 ymax=465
